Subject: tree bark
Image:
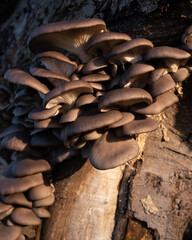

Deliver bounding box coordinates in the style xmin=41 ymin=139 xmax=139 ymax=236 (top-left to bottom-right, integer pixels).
xmin=0 ymin=1 xmax=192 ymax=239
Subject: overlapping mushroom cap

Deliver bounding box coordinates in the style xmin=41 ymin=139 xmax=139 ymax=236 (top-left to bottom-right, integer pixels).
xmin=0 ymin=19 xmax=192 ymax=239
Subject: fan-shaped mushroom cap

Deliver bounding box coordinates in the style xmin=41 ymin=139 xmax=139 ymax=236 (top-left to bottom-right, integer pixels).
xmin=43 ymin=80 xmax=93 ymax=109
xmin=81 ymin=73 xmax=110 ymax=82
xmin=87 ymin=131 xmax=139 ymax=170
xmin=115 ymin=116 xmax=158 ymax=137
xmin=144 ymin=46 xmax=190 ymax=72
xmin=28 ymin=19 xmax=107 ymax=63
xmin=85 ymin=32 xmax=131 ymax=56
xmin=149 ymin=73 xmax=176 ymax=97
xmin=27 ymin=184 xmax=53 ymax=201
xmin=1 ymin=192 xmax=32 ymax=208
xmin=171 ymin=67 xmax=189 ymax=82
xmin=107 ymin=38 xmax=153 ymax=64
xmin=120 ymin=63 xmax=154 ymax=87
xmin=131 ymin=92 xmax=179 ymax=115
xmin=33 ymin=51 xmax=77 ymax=77
xmin=0 ymin=207 xmax=14 ymax=220
xmin=34 ymin=118 xmax=62 ymax=128
xmin=0 ymin=173 xmax=44 ymax=195
xmin=182 ymin=25 xmax=192 ymax=50
xmin=67 ymin=110 xmax=122 ymax=138
xmin=76 ymin=94 xmax=96 ymax=107
xmin=32 ymin=207 xmax=51 ymax=218
xmin=11 ymin=158 xmax=51 ymax=177
xmin=28 ymin=105 xmax=61 ymax=120
xmin=4 ymin=69 xmax=50 ymax=94
xmin=81 ymin=130 xmax=103 ymax=141
xmin=98 ymin=88 xmax=153 ymax=112
xmin=81 ymin=57 xmax=107 ymax=74
xmin=33 ymin=192 xmax=55 ymax=207
xmin=108 ymin=112 xmax=135 ymax=128
xmin=0 ymin=201 xmax=13 ymax=214
xmin=11 ymin=207 xmax=41 ymax=225
xmin=60 ymin=108 xmax=81 ymax=123
xmin=148 ymin=67 xmax=168 ymax=85
xmin=0 ymin=223 xmax=22 ymax=240
xmin=30 ymin=64 xmax=70 ymax=86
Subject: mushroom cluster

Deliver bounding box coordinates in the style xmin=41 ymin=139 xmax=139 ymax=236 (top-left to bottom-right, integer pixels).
xmin=0 ymin=19 xmax=192 ymax=239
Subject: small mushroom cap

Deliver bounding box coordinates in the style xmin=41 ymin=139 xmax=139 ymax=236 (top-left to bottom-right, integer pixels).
xmin=98 ymin=88 xmax=153 ymax=112
xmin=107 ymin=38 xmax=153 ymax=64
xmin=33 ymin=192 xmax=55 ymax=207
xmin=0 ymin=207 xmax=14 ymax=221
xmin=11 ymin=158 xmax=51 ymax=177
xmin=4 ymin=69 xmax=50 ymax=95
xmin=28 ymin=19 xmax=107 ymax=63
xmin=120 ymin=63 xmax=154 ymax=87
xmin=87 ymin=131 xmax=139 ymax=170
xmin=32 ymin=207 xmax=51 ymax=218
xmin=0 ymin=223 xmax=22 ymax=240
xmin=0 ymin=173 xmax=44 ymax=195
xmin=60 ymin=108 xmax=81 ymax=123
xmin=115 ymin=116 xmax=158 ymax=136
xmin=149 ymin=74 xmax=176 ymax=97
xmin=33 ymin=51 xmax=77 ymax=77
xmin=81 ymin=73 xmax=110 ymax=82
xmin=108 ymin=112 xmax=135 ymax=128
xmin=81 ymin=57 xmax=107 ymax=74
xmin=85 ymin=31 xmax=131 ymax=55
xmin=1 ymin=192 xmax=33 ymax=208
xmin=28 ymin=105 xmax=61 ymax=120
xmin=81 ymin=130 xmax=103 ymax=141
xmin=130 ymin=92 xmax=179 ymax=115
xmin=0 ymin=200 xmax=13 ymax=214
xmin=148 ymin=68 xmax=168 ymax=85
xmin=11 ymin=207 xmax=41 ymax=226
xmin=27 ymin=184 xmax=53 ymax=201
xmin=171 ymin=67 xmax=189 ymax=82
xmin=76 ymin=94 xmax=96 ymax=107
xmin=43 ymin=80 xmax=93 ymax=109
xmin=67 ymin=110 xmax=122 ymax=138
xmin=34 ymin=118 xmax=62 ymax=128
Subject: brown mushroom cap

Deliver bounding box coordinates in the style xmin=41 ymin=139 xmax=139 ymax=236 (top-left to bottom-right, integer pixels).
xmin=108 ymin=112 xmax=135 ymax=128
xmin=0 ymin=223 xmax=22 ymax=240
xmin=81 ymin=57 xmax=107 ymax=74
xmin=28 ymin=19 xmax=107 ymax=63
xmin=81 ymin=130 xmax=103 ymax=141
xmin=28 ymin=105 xmax=61 ymax=120
xmin=76 ymin=94 xmax=96 ymax=107
xmin=11 ymin=207 xmax=41 ymax=226
xmin=130 ymin=92 xmax=179 ymax=115
xmin=60 ymin=108 xmax=81 ymax=123
xmin=33 ymin=51 xmax=77 ymax=77
xmin=120 ymin=63 xmax=154 ymax=87
xmin=107 ymin=38 xmax=153 ymax=64
xmin=87 ymin=131 xmax=139 ymax=170
xmin=149 ymin=74 xmax=176 ymax=97
xmin=148 ymin=68 xmax=168 ymax=85
xmin=4 ymin=69 xmax=50 ymax=95
xmin=0 ymin=201 xmax=13 ymax=214
xmin=67 ymin=110 xmax=122 ymax=138
xmin=1 ymin=192 xmax=33 ymax=208
xmin=33 ymin=192 xmax=55 ymax=207
xmin=85 ymin=31 xmax=131 ymax=56
xmin=27 ymin=184 xmax=53 ymax=201
xmin=81 ymin=73 xmax=110 ymax=82
xmin=0 ymin=207 xmax=14 ymax=221
xmin=98 ymin=88 xmax=153 ymax=112
xmin=0 ymin=173 xmax=44 ymax=195
xmin=115 ymin=116 xmax=158 ymax=136
xmin=34 ymin=118 xmax=62 ymax=128
xmin=171 ymin=67 xmax=189 ymax=82
xmin=32 ymin=207 xmax=51 ymax=218
xmin=43 ymin=80 xmax=93 ymax=109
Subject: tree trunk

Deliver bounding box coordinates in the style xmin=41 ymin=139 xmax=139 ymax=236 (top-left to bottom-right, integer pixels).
xmin=0 ymin=1 xmax=192 ymax=239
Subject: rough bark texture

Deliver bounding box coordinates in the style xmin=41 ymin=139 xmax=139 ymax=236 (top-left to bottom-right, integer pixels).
xmin=0 ymin=0 xmax=192 ymax=240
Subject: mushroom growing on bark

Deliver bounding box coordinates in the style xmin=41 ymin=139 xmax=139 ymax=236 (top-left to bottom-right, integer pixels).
xmin=0 ymin=19 xmax=192 ymax=239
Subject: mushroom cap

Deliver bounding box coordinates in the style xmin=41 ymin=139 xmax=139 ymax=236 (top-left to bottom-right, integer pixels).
xmin=0 ymin=223 xmax=22 ymax=240
xmin=4 ymin=69 xmax=50 ymax=95
xmin=115 ymin=116 xmax=158 ymax=136
xmin=108 ymin=112 xmax=135 ymax=128
xmin=149 ymin=73 xmax=176 ymax=97
xmin=144 ymin=46 xmax=190 ymax=60
xmin=87 ymin=131 xmax=139 ymax=170
xmin=171 ymin=67 xmax=189 ymax=82
xmin=34 ymin=118 xmax=62 ymax=128
xmin=0 ymin=207 xmax=14 ymax=221
xmin=33 ymin=51 xmax=77 ymax=77
xmin=130 ymin=92 xmax=179 ymax=115
xmin=60 ymin=107 xmax=81 ymax=123
xmin=27 ymin=184 xmax=53 ymax=201
xmin=182 ymin=25 xmax=192 ymax=50
xmin=148 ymin=68 xmax=168 ymax=85
xmin=85 ymin=31 xmax=131 ymax=56
xmin=76 ymin=94 xmax=96 ymax=107
xmin=43 ymin=80 xmax=93 ymax=109
xmin=0 ymin=173 xmax=44 ymax=195
xmin=11 ymin=158 xmax=51 ymax=177
xmin=81 ymin=130 xmax=103 ymax=141
xmin=32 ymin=207 xmax=51 ymax=218
xmin=0 ymin=201 xmax=13 ymax=214
xmin=98 ymin=88 xmax=153 ymax=112
xmin=81 ymin=56 xmax=107 ymax=74
xmin=28 ymin=18 xmax=107 ymax=63
xmin=28 ymin=105 xmax=61 ymax=120
xmin=107 ymin=38 xmax=153 ymax=64
xmin=81 ymin=73 xmax=110 ymax=82
xmin=11 ymin=207 xmax=41 ymax=226
xmin=120 ymin=63 xmax=155 ymax=87
xmin=1 ymin=192 xmax=33 ymax=208
xmin=33 ymin=192 xmax=55 ymax=207
xmin=67 ymin=110 xmax=122 ymax=137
